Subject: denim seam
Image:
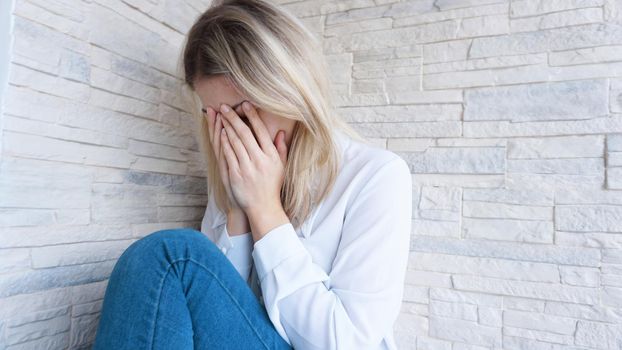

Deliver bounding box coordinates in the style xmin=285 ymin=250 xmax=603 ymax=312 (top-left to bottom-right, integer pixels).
xmin=150 ymin=259 xmax=176 ymax=350
xmin=151 ymin=257 xmax=271 ymax=350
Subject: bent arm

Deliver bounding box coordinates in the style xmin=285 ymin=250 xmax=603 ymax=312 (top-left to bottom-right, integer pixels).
xmin=251 ymin=157 xmax=413 ymax=349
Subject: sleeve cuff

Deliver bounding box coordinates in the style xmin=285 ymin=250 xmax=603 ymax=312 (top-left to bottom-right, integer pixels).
xmin=219 ymin=224 xmax=254 ymax=281
xmin=228 ymin=229 xmax=254 ymax=253
xmin=251 ymin=222 xmax=307 ymax=282
xmin=215 ymin=223 xmax=252 ymax=254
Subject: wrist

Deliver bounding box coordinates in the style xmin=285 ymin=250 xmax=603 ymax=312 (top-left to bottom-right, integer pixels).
xmin=227 ymin=208 xmax=250 ymax=236
xmin=227 ymin=207 xmax=245 ymax=218
xmin=247 ymin=205 xmax=290 ymax=242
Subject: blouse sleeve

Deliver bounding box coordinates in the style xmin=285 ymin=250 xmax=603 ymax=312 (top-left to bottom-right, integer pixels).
xmin=201 ymin=195 xmax=254 ymax=283
xmin=251 ymin=157 xmax=413 ymax=349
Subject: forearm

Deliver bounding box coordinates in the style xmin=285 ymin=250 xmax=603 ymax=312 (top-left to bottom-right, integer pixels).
xmin=247 ymin=205 xmax=290 ymax=243
xmin=227 ymin=208 xmax=251 ymax=236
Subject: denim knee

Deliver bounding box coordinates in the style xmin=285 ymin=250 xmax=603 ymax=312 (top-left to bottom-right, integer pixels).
xmin=118 ymin=228 xmax=219 ymax=267
xmin=143 ymin=227 xmax=207 ymax=246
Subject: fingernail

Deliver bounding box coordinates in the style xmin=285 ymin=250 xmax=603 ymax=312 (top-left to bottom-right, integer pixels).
xmin=243 ymin=101 xmax=251 ymax=111
xmin=221 ymin=104 xmax=230 ymax=113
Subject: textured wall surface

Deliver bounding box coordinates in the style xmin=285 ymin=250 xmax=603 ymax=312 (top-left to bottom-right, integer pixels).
xmin=278 ymin=0 xmax=622 ymax=349
xmin=1 ymin=0 xmax=622 ymax=349
xmin=0 ymin=0 xmax=211 ymax=348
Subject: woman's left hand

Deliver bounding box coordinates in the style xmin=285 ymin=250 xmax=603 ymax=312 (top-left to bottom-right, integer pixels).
xmin=217 ymin=101 xmax=288 ymax=220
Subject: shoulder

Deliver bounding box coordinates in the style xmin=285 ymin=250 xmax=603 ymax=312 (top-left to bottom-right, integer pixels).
xmin=336 ymin=134 xmax=413 ymax=235
xmin=338 ymin=132 xmax=410 ymax=183
xmin=335 ymin=132 xmax=412 ymax=204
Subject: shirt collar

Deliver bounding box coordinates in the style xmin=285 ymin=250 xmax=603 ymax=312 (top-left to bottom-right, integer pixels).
xmin=209 ymin=206 xmax=227 ymax=229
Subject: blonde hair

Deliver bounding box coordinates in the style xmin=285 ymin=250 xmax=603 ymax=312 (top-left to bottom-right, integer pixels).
xmin=179 ymin=0 xmax=368 ymax=230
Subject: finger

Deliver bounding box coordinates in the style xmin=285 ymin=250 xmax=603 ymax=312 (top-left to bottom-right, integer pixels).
xmin=218 ymin=139 xmax=234 ymax=213
xmin=218 ymin=138 xmax=230 ymax=188
xmin=234 ymin=102 xmax=258 ymax=141
xmin=204 ymin=106 xmax=216 ymax=144
xmin=234 ymin=103 xmax=245 ymax=117
xmin=217 ymin=114 xmax=230 ymax=172
xmin=213 ymin=111 xmax=223 ymax=159
xmin=236 ymin=103 xmax=260 ymax=148
xmin=220 ymin=128 xmax=240 ymax=175
xmin=220 ymin=113 xmax=252 ymax=169
xmin=275 ymin=130 xmax=288 ymax=165
xmin=242 ymin=101 xmax=273 ymax=153
xmin=220 ymin=104 xmax=262 ymax=160
xmin=218 ymin=138 xmax=228 ymax=177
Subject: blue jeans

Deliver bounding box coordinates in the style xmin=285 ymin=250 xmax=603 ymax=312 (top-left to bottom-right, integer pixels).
xmin=92 ymin=228 xmax=293 ymax=349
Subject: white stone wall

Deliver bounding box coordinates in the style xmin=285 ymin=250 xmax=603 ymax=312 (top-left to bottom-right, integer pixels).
xmin=273 ymin=0 xmax=622 ymax=349
xmin=0 ymin=0 xmax=211 ymax=348
xmin=1 ymin=0 xmax=622 ymax=349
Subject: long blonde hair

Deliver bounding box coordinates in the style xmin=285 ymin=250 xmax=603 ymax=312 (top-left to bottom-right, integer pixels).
xmin=179 ymin=0 xmax=368 ymax=230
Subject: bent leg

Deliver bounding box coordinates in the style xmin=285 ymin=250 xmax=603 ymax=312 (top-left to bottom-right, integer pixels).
xmin=92 ymin=227 xmax=291 ymax=350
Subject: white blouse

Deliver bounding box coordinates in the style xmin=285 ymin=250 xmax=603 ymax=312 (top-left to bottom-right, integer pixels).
xmin=200 ymin=129 xmax=412 ymax=349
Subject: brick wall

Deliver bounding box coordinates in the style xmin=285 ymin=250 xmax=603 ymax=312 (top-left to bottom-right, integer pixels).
xmin=278 ymin=0 xmax=622 ymax=348
xmin=0 ymin=0 xmax=211 ymax=348
xmin=1 ymin=0 xmax=622 ymax=349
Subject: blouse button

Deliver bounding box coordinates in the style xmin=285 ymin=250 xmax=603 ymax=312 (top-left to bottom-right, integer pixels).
xmin=220 ymin=247 xmax=227 ymax=254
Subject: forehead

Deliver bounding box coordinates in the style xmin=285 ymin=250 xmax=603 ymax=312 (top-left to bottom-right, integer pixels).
xmin=193 ymin=74 xmax=245 ymax=110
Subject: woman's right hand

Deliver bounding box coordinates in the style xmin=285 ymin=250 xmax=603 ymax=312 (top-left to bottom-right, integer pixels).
xmin=204 ymin=104 xmax=247 ymax=213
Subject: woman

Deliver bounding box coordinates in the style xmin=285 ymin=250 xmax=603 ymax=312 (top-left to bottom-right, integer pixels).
xmin=92 ymin=0 xmax=412 ymax=349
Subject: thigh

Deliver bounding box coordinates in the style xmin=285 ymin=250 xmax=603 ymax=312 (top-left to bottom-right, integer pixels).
xmin=94 ymin=227 xmax=292 ymax=350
